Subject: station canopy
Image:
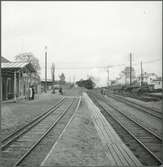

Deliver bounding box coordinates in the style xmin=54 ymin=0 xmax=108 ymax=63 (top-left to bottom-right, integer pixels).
xmin=1 ymin=62 xmax=36 ymax=73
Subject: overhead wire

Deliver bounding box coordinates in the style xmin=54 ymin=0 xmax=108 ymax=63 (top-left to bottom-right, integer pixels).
xmin=41 ymin=58 xmax=161 ymax=70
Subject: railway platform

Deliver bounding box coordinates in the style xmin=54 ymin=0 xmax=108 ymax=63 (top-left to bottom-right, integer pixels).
xmin=40 ymin=93 xmax=142 ymax=166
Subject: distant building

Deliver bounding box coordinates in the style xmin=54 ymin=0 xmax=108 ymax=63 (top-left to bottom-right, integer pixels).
xmin=143 ymin=72 xmax=158 ymax=85
xmin=137 ymin=72 xmax=157 ymax=84
xmin=41 ymin=79 xmax=53 ymax=92
xmin=152 ymin=78 xmax=162 ymax=89
xmin=137 ymin=72 xmax=162 ymax=89
xmin=1 ymin=57 xmax=41 ymax=101
xmin=41 ymin=80 xmax=61 ymax=92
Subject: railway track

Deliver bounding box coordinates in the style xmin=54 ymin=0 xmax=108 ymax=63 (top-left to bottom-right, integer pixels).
xmin=2 ymin=98 xmax=65 ymax=149
xmin=116 ymin=92 xmax=160 ymax=102
xmin=106 ymin=93 xmax=162 ymax=120
xmin=2 ymin=97 xmax=80 ymax=167
xmin=88 ymin=92 xmax=162 ymax=166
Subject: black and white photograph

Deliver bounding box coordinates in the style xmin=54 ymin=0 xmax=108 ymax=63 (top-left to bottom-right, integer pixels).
xmin=1 ymin=1 xmax=162 ymax=166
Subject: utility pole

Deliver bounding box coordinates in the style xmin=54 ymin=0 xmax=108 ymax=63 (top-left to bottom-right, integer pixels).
xmin=107 ymin=68 xmax=109 ymax=86
xmin=51 ymin=63 xmax=55 ymax=85
xmin=51 ymin=63 xmax=55 ymax=93
xmin=54 ymin=63 xmax=55 ymax=84
xmin=107 ymin=66 xmax=112 ymax=87
xmin=140 ymin=61 xmax=143 ymax=87
xmin=0 ymin=64 xmax=1 ymax=104
xmin=130 ymin=52 xmax=132 ymax=86
xmin=45 ymin=46 xmax=47 ymax=93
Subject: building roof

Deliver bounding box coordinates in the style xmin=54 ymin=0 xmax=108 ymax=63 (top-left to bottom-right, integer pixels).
xmin=2 ymin=62 xmax=36 ymax=72
xmin=2 ymin=62 xmax=28 ymax=68
xmin=1 ymin=56 xmax=11 ymax=63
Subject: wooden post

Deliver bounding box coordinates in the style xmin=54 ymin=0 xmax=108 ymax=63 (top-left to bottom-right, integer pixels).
xmin=14 ymin=71 xmax=17 ymax=102
xmin=23 ymin=70 xmax=25 ymax=99
xmin=22 ymin=73 xmax=25 ymax=97
xmin=25 ymin=76 xmax=27 ymax=99
xmin=19 ymin=72 xmax=21 ymax=96
xmin=1 ymin=75 xmax=2 ymax=102
xmin=24 ymin=69 xmax=29 ymax=100
xmin=140 ymin=61 xmax=143 ymax=87
xmin=6 ymin=78 xmax=8 ymax=100
xmin=26 ymin=73 xmax=28 ymax=100
xmin=27 ymin=72 xmax=30 ymax=99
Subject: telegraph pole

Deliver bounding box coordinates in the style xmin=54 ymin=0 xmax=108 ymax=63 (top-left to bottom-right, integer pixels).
xmin=130 ymin=52 xmax=132 ymax=86
xmin=107 ymin=68 xmax=109 ymax=86
xmin=45 ymin=46 xmax=47 ymax=93
xmin=107 ymin=66 xmax=112 ymax=87
xmin=51 ymin=63 xmax=55 ymax=93
xmin=54 ymin=63 xmax=55 ymax=84
xmin=140 ymin=61 xmax=143 ymax=87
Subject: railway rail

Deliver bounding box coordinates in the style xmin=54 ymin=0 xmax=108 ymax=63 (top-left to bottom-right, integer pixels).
xmin=116 ymin=92 xmax=160 ymax=102
xmin=88 ymin=91 xmax=162 ymax=166
xmin=2 ymin=97 xmax=65 ymax=149
xmin=106 ymin=93 xmax=162 ymax=120
xmin=2 ymin=97 xmax=80 ymax=167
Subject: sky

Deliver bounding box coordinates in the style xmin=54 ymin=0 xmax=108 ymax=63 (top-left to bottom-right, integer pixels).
xmin=2 ymin=1 xmax=162 ymax=86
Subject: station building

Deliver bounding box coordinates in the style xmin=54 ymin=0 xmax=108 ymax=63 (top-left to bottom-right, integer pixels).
xmin=1 ymin=56 xmax=41 ymax=101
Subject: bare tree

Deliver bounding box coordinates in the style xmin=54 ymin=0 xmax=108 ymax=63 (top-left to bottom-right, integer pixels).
xmin=120 ymin=66 xmax=136 ymax=84
xmin=15 ymin=52 xmax=41 ymax=72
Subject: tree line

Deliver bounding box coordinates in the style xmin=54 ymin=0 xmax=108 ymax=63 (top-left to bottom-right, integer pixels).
xmin=76 ymin=78 xmax=95 ymax=89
